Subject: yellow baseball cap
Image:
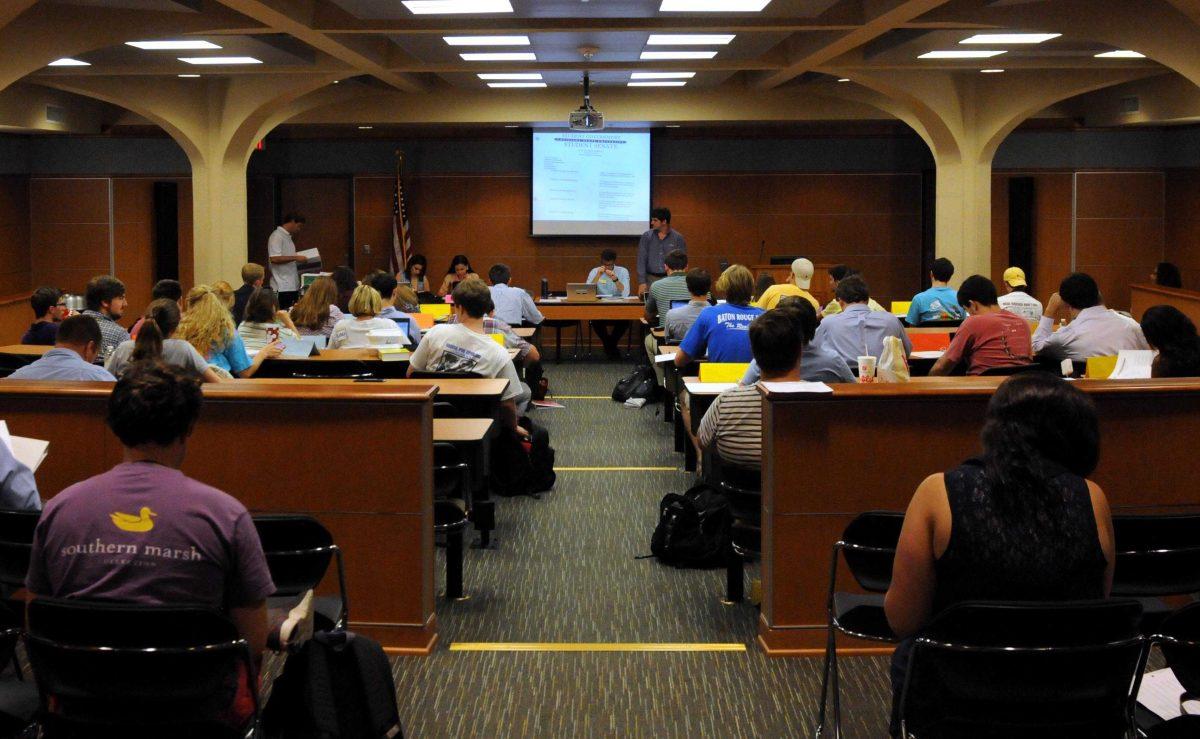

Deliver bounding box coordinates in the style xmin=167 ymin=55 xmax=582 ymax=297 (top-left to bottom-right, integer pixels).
xmin=1002 ymin=267 xmax=1027 ymax=287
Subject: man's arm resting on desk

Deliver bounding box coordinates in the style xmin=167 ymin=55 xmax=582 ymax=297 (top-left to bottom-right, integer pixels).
xmin=673 ymin=348 xmax=694 ymax=368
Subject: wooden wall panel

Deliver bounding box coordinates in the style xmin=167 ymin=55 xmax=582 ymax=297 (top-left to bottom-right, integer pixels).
xmin=246 ymin=175 xmax=275 ymax=276
xmin=278 ymin=177 xmax=352 ymax=278
xmin=0 ymin=176 xmax=30 ymax=299
xmin=352 ymin=177 xmax=393 ymax=276
xmin=1166 ymin=169 xmax=1200 ymax=291
xmin=30 ymin=178 xmax=110 ymax=299
xmin=991 ymin=172 xmax=1074 ymax=306
xmin=112 ymin=178 xmax=156 ymax=317
xmin=1075 ymin=171 xmax=1164 ymax=310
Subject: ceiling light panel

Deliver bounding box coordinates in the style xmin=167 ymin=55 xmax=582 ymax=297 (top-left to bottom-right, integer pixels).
xmin=126 ymin=40 xmax=222 ymax=50
xmin=403 ymin=0 xmax=513 ymax=14
xmin=478 ymin=73 xmax=542 ymax=80
xmin=1095 ymin=50 xmax=1146 ymax=58
xmin=487 ymin=82 xmax=546 ymax=88
xmin=660 ymin=0 xmax=772 ymax=10
xmin=179 ymin=56 xmax=262 ymax=65
xmin=918 ymin=50 xmax=1006 ymax=59
xmin=461 ymin=52 xmax=536 ymax=61
xmin=646 ymin=35 xmax=735 ymax=45
xmin=48 ymin=58 xmax=90 ymax=67
xmin=640 ymin=51 xmax=718 ymax=60
xmin=629 ymin=81 xmax=687 ymax=87
xmin=960 ymin=33 xmax=1060 ymax=45
xmin=630 ymin=72 xmax=696 ymax=79
xmin=444 ymin=36 xmax=529 ymax=46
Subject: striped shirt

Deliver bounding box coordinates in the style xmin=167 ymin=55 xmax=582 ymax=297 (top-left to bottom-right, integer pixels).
xmin=697 ymin=384 xmax=763 ymax=470
xmin=646 ymin=273 xmax=693 ymax=327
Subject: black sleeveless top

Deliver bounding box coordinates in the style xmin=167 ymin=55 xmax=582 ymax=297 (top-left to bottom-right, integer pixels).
xmin=933 ymin=458 xmax=1107 ymax=615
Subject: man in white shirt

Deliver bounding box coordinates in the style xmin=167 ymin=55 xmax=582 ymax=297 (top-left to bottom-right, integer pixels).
xmin=1033 ymin=272 xmax=1150 ymax=361
xmin=408 ymin=279 xmax=529 ymax=432
xmin=488 ymin=264 xmax=543 ymax=327
xmin=267 ymin=213 xmax=307 ymax=309
xmin=997 ymin=266 xmax=1044 ymax=323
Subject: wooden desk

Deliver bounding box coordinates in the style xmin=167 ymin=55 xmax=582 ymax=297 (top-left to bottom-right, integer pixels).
xmin=535 ymin=299 xmax=645 ymax=322
xmin=433 ymin=418 xmax=494 ymax=442
xmin=682 ymin=378 xmax=735 ymax=474
xmin=1131 ymin=283 xmax=1200 ymax=325
xmin=513 ymin=327 xmax=536 ymax=339
xmin=757 ymin=376 xmax=1200 ymax=656
xmin=240 ymin=378 xmax=509 ymax=419
xmin=0 ymin=380 xmax=438 ymax=655
xmin=0 ymin=344 xmax=50 ymax=357
xmin=433 ymin=418 xmax=495 ymax=513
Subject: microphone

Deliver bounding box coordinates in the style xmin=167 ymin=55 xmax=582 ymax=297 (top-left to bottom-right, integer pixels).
xmin=758 ymin=239 xmax=766 ymax=264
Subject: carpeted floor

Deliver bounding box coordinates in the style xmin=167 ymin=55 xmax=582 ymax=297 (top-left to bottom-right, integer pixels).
xmin=392 ymin=359 xmax=894 ymax=738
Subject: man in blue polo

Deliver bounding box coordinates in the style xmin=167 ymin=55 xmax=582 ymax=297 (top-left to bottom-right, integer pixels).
xmin=8 ymin=315 xmax=116 ymax=382
xmin=637 ymin=207 xmax=687 ymax=297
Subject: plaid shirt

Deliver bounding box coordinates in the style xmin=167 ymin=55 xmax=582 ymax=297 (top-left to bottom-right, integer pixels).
xmin=81 ymin=310 xmax=131 ymax=363
xmin=447 ymin=315 xmax=532 ymax=361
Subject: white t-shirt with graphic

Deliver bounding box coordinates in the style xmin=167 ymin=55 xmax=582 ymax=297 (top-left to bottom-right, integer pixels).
xmin=409 ymin=323 xmax=522 ymax=401
xmin=997 ymin=290 xmax=1044 ymax=323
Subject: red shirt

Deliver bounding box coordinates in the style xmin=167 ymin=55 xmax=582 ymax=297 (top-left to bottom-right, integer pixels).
xmin=942 ymin=310 xmax=1033 ymax=375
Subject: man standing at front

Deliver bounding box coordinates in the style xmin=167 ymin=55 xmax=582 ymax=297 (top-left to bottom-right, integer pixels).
xmin=637 ymin=207 xmax=687 ymax=297
xmin=267 ymin=213 xmax=307 ymax=310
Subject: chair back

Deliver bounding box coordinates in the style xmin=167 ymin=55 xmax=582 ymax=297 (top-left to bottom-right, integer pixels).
xmin=1112 ymin=514 xmax=1200 ymax=597
xmin=839 ymin=511 xmax=904 ymax=593
xmin=900 ymin=599 xmax=1146 ymax=739
xmin=1155 ymin=601 xmax=1200 ymax=697
xmin=433 ymin=442 xmax=470 ymax=503
xmin=25 ymin=598 xmax=256 ymax=737
xmin=432 ymin=401 xmax=459 ymax=418
xmin=253 ymin=358 xmax=375 ymax=380
xmin=715 ymin=463 xmax=760 ymax=526
xmin=0 ymin=509 xmax=39 ymax=588
xmin=252 ymin=514 xmax=336 ymax=597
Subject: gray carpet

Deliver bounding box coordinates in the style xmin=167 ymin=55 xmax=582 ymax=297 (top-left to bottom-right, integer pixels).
xmin=391 ymin=360 xmax=894 ymax=738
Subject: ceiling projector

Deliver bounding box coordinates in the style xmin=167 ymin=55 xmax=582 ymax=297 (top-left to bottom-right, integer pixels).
xmin=569 ymin=69 xmax=604 ymax=131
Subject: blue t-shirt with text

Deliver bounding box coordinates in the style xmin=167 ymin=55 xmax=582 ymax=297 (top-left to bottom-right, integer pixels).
xmin=678 ymin=303 xmax=763 ymax=363
xmin=906 ymin=286 xmax=965 ymax=325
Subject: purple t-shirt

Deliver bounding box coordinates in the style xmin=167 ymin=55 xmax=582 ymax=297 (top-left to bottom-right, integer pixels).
xmin=26 ymin=462 xmax=275 ymax=611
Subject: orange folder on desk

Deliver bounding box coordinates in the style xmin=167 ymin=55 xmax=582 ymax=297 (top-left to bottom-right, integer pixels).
xmin=909 ymin=332 xmax=952 ymax=352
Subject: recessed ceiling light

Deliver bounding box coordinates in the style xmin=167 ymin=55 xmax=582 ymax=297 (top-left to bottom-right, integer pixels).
xmin=444 ymin=35 xmax=529 ymax=46
xmin=631 ymin=72 xmax=696 ymax=79
xmin=628 ymin=81 xmax=687 ymax=87
xmin=487 ymin=82 xmax=546 ymax=88
xmin=178 ymin=56 xmax=262 ymax=65
xmin=837 ymin=77 xmax=850 ymax=82
xmin=403 ymin=0 xmax=513 ymax=13
xmin=1095 ymin=50 xmax=1146 ymax=58
xmin=127 ymin=40 xmax=222 ymax=50
xmin=640 ymin=51 xmax=717 ymax=60
xmin=646 ymin=34 xmax=735 ymax=45
xmin=478 ymin=73 xmax=542 ymax=80
xmin=178 ymin=74 xmax=201 ymax=78
xmin=504 ymin=124 xmax=520 ymax=128
xmin=665 ymin=124 xmax=681 ymax=128
xmin=48 ymin=58 xmax=89 ymax=67
xmin=918 ymin=50 xmax=1006 ymax=59
xmin=358 ymin=126 xmax=373 ymax=130
xmin=461 ymin=52 xmax=537 ymax=61
xmin=980 ymin=68 xmax=1004 ymax=73
xmin=660 ymin=0 xmax=772 ymax=10
xmin=960 ymin=33 xmax=1060 ymax=44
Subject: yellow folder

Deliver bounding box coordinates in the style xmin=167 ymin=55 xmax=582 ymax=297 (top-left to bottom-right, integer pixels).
xmin=419 ymin=303 xmax=451 ymax=317
xmin=699 ymin=363 xmax=750 ymax=383
xmin=1086 ymin=355 xmax=1118 ymax=379
xmin=891 ymin=301 xmax=912 ymax=316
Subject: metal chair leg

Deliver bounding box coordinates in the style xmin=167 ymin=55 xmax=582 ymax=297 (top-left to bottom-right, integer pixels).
xmin=724 ymin=546 xmax=744 ymax=603
xmin=814 ymin=617 xmax=836 ymax=738
xmin=446 ymin=528 xmax=464 ymax=600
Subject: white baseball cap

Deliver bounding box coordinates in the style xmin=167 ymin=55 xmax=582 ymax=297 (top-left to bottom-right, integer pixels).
xmin=792 ymin=258 xmax=814 ymax=289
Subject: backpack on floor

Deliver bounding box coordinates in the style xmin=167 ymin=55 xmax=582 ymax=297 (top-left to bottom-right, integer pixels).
xmin=261 ymin=629 xmax=403 ymax=739
xmin=490 ymin=417 xmax=556 ymax=497
xmin=612 ymin=366 xmax=658 ymax=403
xmin=649 ymin=484 xmax=732 ymax=569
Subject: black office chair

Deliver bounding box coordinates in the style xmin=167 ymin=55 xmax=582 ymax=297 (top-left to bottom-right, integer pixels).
xmin=1146 ymin=602 xmax=1200 ymax=737
xmin=252 ymin=514 xmax=348 ymax=631
xmin=1111 ymin=513 xmax=1200 ymax=634
xmin=254 ymin=359 xmax=375 ymax=380
xmin=814 ymin=511 xmax=904 ymax=739
xmin=714 ymin=463 xmax=760 ymax=604
xmin=25 ymin=598 xmax=260 ymax=739
xmin=0 ymin=510 xmax=38 ymax=590
xmin=408 ymin=370 xmax=484 ymax=381
xmin=432 ymin=401 xmax=459 ymax=418
xmin=433 ymin=443 xmax=471 ymax=600
xmin=897 ymin=599 xmax=1147 ymax=739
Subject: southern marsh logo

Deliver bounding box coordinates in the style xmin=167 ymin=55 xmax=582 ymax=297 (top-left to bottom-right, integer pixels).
xmin=109 ymin=507 xmax=157 ymax=533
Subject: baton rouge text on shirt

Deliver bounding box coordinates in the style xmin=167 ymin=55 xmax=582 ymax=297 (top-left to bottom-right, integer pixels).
xmin=59 ymin=538 xmax=203 ymax=561
xmin=715 ymin=311 xmax=756 ymax=330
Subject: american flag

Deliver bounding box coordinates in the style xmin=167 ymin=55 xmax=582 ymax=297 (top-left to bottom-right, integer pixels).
xmin=391 ymin=152 xmax=412 ymax=273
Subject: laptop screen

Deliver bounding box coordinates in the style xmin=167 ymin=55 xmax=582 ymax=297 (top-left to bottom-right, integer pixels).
xmin=669 ymin=299 xmax=690 ymax=311
xmin=391 ymin=316 xmax=412 ymax=339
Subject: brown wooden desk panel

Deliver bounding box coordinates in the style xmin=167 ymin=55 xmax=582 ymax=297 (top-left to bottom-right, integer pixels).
xmin=0 ymin=345 xmax=51 ymax=357
xmin=433 ymin=418 xmax=494 ymax=442
xmin=0 ymin=380 xmax=438 ymax=655
xmin=1131 ymin=283 xmax=1200 ymax=325
xmin=758 ymin=377 xmax=1200 ymax=656
xmin=536 ymin=300 xmax=646 ymax=321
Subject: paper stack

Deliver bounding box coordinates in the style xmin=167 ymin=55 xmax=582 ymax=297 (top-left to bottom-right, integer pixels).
xmin=0 ymin=420 xmax=49 ymax=473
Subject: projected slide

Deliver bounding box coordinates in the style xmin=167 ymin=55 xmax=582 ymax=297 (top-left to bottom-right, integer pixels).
xmin=531 ymin=131 xmax=651 ymax=237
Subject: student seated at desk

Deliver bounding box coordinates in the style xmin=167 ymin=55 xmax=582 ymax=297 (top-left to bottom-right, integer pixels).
xmin=368 ymin=272 xmax=423 ymax=347
xmin=488 ymin=264 xmax=543 ymax=327
xmin=130 ymin=279 xmax=183 ymax=340
xmin=587 ymin=248 xmax=633 ymax=359
xmin=81 ymin=274 xmax=131 ymax=364
xmin=665 ymin=268 xmax=711 ymax=343
xmin=437 ymin=254 xmax=480 ymax=298
xmin=394 ymin=283 xmax=420 ymax=313
xmin=756 ymin=258 xmax=821 ymax=312
xmin=884 ymin=373 xmax=1114 ymax=735
xmin=1153 ymin=261 xmax=1183 ymax=289
xmin=1141 ymin=305 xmax=1200 ymax=378
xmin=330 ymin=265 xmax=358 ymax=314
xmin=289 ymin=276 xmax=344 ymax=338
xmin=645 ymin=250 xmax=691 ymax=330
xmin=400 ymin=254 xmax=431 ymax=295
xmin=814 ymin=275 xmax=911 ymax=368
xmin=232 ymin=263 xmax=263 ymax=324
xmin=238 ymin=288 xmax=300 ymax=352
xmin=674 ymin=264 xmax=762 ymax=367
xmin=1032 ymin=272 xmax=1149 ymax=361
xmin=329 ymin=285 xmax=398 ymax=349
xmin=8 ymin=315 xmax=116 ymax=382
xmin=820 ymin=265 xmax=887 ymax=316
xmin=906 ymin=258 xmax=965 ymax=326
xmin=0 ymin=435 xmax=39 ymax=511
xmin=21 ymin=286 xmax=68 ymax=345
xmin=928 ymin=275 xmax=1032 ymax=376
xmin=178 ymin=287 xmax=281 ymax=379
xmin=410 ymin=279 xmax=529 ymax=433
xmin=698 ymin=309 xmax=803 ymax=471
xmin=739 ymin=297 xmax=854 ymax=385
xmin=107 ymin=299 xmax=223 ymax=383
xmin=996 ymin=266 xmax=1043 ymax=323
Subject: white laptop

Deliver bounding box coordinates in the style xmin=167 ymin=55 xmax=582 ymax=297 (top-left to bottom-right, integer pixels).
xmin=565 ymin=283 xmax=599 ymax=301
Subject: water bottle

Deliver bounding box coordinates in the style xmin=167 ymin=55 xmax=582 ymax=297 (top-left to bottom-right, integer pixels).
xmin=540 ymin=278 xmax=549 ymax=299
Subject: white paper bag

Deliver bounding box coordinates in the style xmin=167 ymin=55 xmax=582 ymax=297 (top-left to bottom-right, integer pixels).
xmin=877 ymin=336 xmax=911 ymax=383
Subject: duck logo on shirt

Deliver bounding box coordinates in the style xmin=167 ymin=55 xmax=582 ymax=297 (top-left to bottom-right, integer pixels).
xmin=110 ymin=507 xmax=157 ymax=533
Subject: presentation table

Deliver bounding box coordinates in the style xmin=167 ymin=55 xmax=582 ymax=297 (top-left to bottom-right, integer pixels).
xmin=536 ymin=299 xmax=646 ymax=361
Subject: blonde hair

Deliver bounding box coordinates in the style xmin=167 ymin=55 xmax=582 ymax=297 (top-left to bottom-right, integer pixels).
xmin=394 ymin=284 xmax=419 ymax=311
xmin=716 ymin=264 xmax=754 ymax=305
xmin=241 ymin=263 xmax=264 ymax=285
xmin=291 ymin=276 xmax=338 ymax=330
xmin=177 ymin=285 xmax=235 ymax=358
xmin=348 ymin=284 xmax=382 ymax=317
xmin=212 ymin=280 xmax=235 ymax=308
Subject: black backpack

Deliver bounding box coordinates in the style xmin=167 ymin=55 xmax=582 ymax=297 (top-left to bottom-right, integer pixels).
xmin=490 ymin=417 xmax=556 ymax=497
xmin=649 ymin=484 xmax=732 ymax=568
xmin=612 ymin=366 xmax=658 ymax=403
xmin=262 ymin=629 xmax=403 ymax=739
